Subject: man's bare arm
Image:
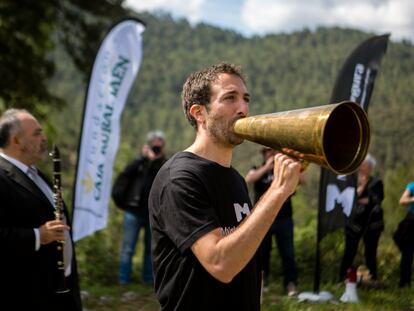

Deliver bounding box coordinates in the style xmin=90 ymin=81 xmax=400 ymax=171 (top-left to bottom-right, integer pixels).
xmin=399 ymin=189 xmax=414 ymax=206
xmin=191 ymin=153 xmax=301 ymax=283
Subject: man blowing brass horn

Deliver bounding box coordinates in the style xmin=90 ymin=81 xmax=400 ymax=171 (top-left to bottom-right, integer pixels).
xmin=149 ymin=63 xmax=302 ymax=311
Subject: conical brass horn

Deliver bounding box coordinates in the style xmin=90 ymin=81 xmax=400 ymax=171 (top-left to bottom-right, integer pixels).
xmin=234 ymin=101 xmax=370 ymax=175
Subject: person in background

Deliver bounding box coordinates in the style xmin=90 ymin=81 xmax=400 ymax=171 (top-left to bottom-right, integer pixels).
xmin=149 ymin=62 xmax=302 ymax=310
xmin=394 ymin=180 xmax=414 ymax=287
xmin=339 ymin=154 xmax=384 ymax=283
xmin=245 ymin=147 xmax=304 ymax=296
xmin=112 ymin=131 xmax=167 ymax=285
xmin=0 ymin=109 xmax=82 ymax=311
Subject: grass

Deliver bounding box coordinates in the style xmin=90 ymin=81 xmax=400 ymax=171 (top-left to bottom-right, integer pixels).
xmin=78 ymin=218 xmax=413 ymax=310
xmin=80 ymin=280 xmax=414 ymax=311
xmin=81 ymin=283 xmax=159 ymax=311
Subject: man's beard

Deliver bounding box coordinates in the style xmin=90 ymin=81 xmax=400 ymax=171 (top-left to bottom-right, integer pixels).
xmin=22 ymin=143 xmax=48 ymax=161
xmin=39 ymin=144 xmax=48 ymax=159
xmin=206 ymin=114 xmax=244 ymax=147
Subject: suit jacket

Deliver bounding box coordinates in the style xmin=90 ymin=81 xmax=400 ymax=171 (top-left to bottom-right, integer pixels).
xmin=0 ymin=156 xmax=82 ymax=311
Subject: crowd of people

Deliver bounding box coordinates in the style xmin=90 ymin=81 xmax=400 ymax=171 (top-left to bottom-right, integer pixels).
xmin=0 ymin=62 xmax=413 ymax=310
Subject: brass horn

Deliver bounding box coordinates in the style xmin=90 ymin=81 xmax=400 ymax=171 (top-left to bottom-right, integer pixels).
xmin=234 ymin=101 xmax=370 ymax=175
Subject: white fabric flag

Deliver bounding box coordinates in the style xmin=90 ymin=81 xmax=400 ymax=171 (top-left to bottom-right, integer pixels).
xmin=72 ymin=19 xmax=145 ymax=241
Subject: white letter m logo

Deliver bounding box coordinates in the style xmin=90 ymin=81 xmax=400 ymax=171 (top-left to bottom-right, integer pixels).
xmin=326 ymin=184 xmax=355 ymax=217
xmin=234 ymin=203 xmax=251 ymax=222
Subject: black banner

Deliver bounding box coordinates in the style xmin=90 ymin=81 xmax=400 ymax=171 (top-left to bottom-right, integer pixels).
xmin=313 ymin=34 xmax=389 ymax=293
xmin=317 ymin=34 xmax=389 ymax=242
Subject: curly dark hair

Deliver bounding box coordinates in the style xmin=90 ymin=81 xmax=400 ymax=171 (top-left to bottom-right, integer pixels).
xmin=181 ymin=62 xmax=245 ymax=128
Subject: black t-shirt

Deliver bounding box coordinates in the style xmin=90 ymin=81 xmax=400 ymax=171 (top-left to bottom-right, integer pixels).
xmin=149 ymin=152 xmax=261 ymax=311
xmin=253 ymin=167 xmax=292 ymax=219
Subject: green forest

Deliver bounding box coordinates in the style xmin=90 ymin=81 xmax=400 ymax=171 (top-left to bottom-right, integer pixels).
xmin=1 ymin=1 xmax=414 ymax=310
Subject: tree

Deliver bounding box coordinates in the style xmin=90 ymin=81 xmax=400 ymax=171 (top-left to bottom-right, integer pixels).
xmin=0 ymin=0 xmax=129 ymax=115
xmin=0 ymin=0 xmax=61 ymax=114
xmin=56 ymin=0 xmax=128 ymax=79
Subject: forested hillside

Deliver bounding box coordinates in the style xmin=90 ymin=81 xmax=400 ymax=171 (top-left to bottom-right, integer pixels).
xmin=51 ymin=12 xmax=414 ymax=165
xmin=49 ymin=11 xmax=414 ymax=195
xmin=39 ymin=9 xmax=414 ymax=286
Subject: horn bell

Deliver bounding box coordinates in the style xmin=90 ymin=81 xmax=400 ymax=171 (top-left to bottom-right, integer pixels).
xmin=234 ymin=101 xmax=370 ymax=175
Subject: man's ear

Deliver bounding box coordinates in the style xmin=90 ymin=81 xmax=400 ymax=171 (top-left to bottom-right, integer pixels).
xmin=189 ymin=104 xmax=206 ymax=125
xmin=10 ymin=133 xmax=20 ymax=147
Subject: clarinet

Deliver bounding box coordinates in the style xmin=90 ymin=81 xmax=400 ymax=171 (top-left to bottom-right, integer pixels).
xmin=50 ymin=144 xmax=70 ymax=293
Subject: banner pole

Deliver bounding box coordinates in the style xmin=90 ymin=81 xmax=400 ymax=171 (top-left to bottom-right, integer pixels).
xmin=313 ymin=216 xmax=321 ymax=293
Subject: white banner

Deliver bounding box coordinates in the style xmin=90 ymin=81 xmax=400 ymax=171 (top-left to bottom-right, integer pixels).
xmin=72 ymin=19 xmax=145 ymax=241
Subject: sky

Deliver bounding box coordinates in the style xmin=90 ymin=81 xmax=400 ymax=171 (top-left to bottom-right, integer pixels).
xmin=125 ymin=0 xmax=414 ymax=42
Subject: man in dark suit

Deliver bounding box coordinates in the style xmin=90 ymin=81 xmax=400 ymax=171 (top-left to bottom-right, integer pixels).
xmin=0 ymin=109 xmax=82 ymax=310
